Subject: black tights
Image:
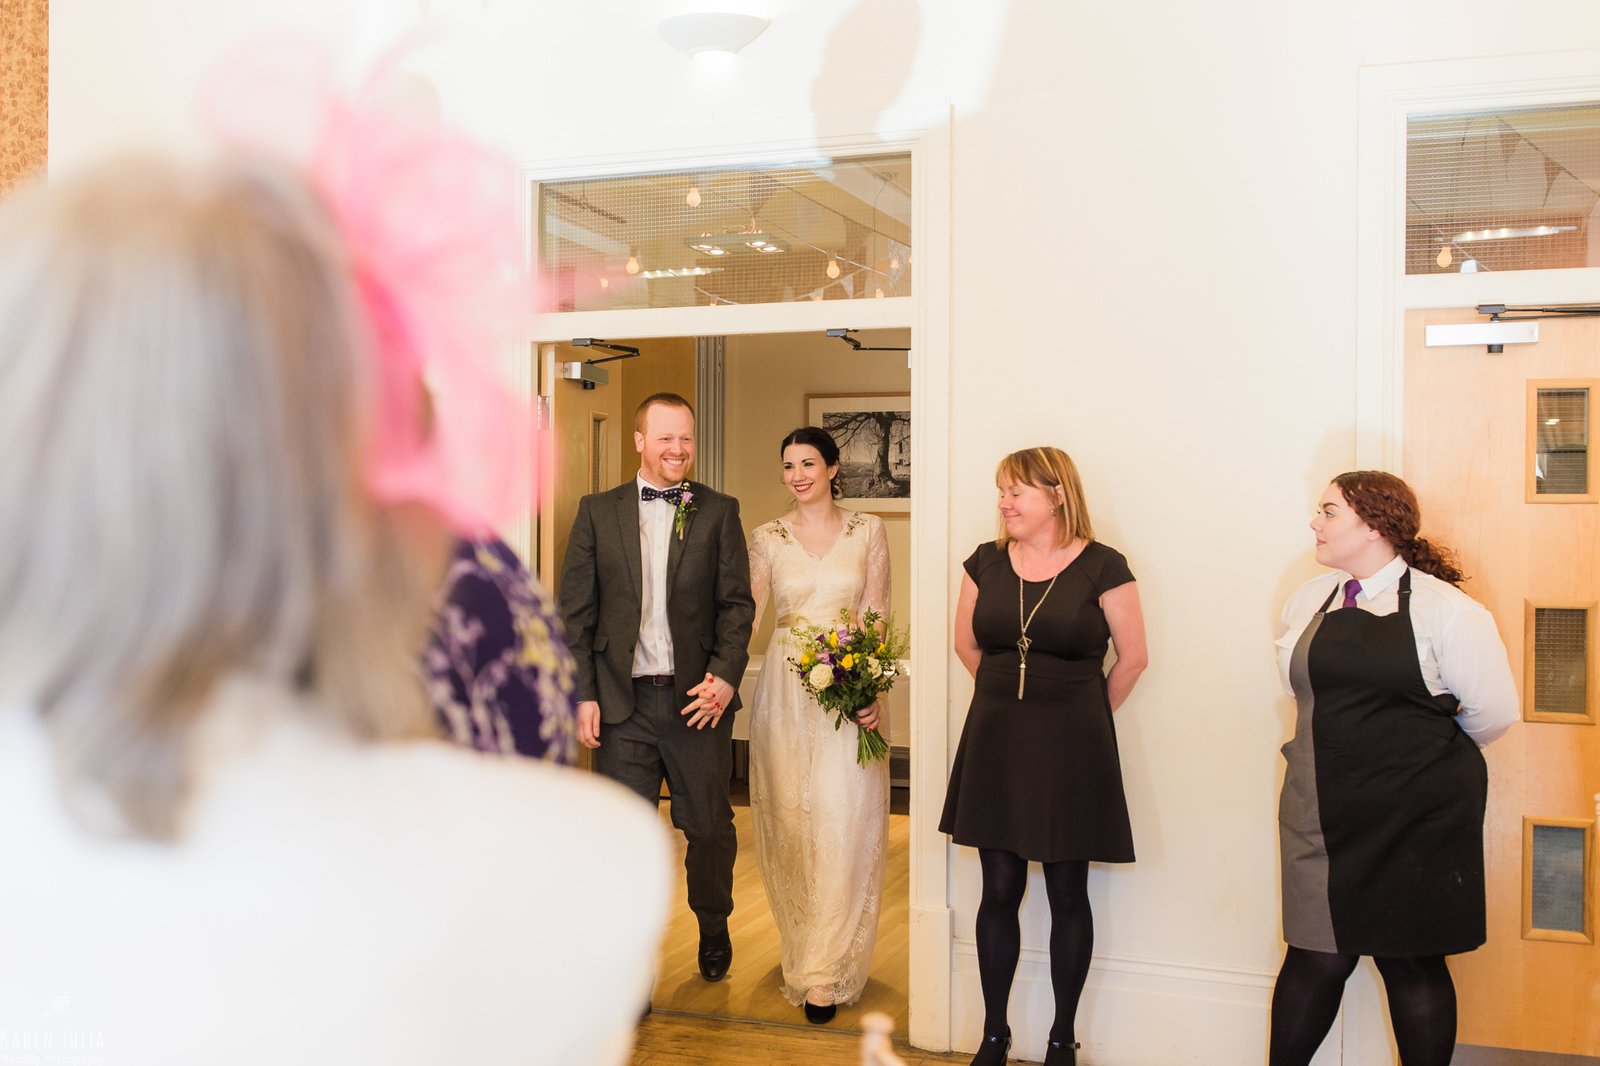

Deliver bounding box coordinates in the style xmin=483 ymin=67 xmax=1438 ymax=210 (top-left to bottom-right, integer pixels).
xmin=1268 ymin=947 xmax=1457 ymax=1066
xmin=974 ymin=849 xmax=1092 ymax=1045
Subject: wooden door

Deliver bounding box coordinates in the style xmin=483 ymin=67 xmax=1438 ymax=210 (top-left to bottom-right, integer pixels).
xmin=1404 ymin=308 xmax=1600 ymax=1056
xmin=536 ymin=336 xmax=697 ymax=592
xmin=543 ymin=341 xmax=623 ymax=596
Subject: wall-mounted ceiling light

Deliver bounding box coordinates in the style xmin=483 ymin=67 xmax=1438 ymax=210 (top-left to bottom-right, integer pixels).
xmin=685 ymin=185 xmax=702 ymax=207
xmin=1454 ymin=224 xmax=1576 ymax=243
xmin=657 ymin=12 xmax=770 ymax=57
xmin=687 ymin=230 xmax=787 ymax=255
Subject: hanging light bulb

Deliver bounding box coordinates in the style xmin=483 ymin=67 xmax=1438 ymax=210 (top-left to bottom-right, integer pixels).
xmin=685 ymin=185 xmax=702 ymax=207
xmin=1435 ymin=245 xmax=1453 ymax=269
xmin=599 ymin=276 xmax=610 ymax=289
xmin=826 ymin=258 xmax=841 ymax=279
xmin=875 ymin=287 xmax=885 ymax=299
xmin=626 ymin=253 xmax=640 ymax=275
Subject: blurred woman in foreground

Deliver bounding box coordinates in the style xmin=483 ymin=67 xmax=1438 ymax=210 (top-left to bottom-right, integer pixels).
xmin=0 ymin=151 xmax=667 ymax=1065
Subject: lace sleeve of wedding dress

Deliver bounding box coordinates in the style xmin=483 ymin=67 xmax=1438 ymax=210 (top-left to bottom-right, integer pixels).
xmin=748 ymin=524 xmax=772 ymax=628
xmin=856 ymin=515 xmax=891 ymax=619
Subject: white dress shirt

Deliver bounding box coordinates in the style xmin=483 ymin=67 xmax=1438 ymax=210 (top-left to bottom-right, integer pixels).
xmin=1275 ymin=554 xmax=1519 ymax=747
xmin=633 ymin=475 xmax=680 ymax=676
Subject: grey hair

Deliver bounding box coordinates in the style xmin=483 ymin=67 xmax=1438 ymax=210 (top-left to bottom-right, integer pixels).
xmin=0 ymin=156 xmax=442 ymax=839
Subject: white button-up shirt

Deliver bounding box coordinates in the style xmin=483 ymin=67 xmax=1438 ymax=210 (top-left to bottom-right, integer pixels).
xmin=1275 ymin=554 xmax=1519 ymax=747
xmin=632 ymin=476 xmax=680 ymax=676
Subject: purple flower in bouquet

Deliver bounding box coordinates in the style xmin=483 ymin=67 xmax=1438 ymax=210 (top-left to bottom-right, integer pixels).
xmin=785 ymin=607 xmax=908 ymax=766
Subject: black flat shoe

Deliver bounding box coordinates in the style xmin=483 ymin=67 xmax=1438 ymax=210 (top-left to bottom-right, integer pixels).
xmin=969 ymin=1028 xmax=1010 ymax=1066
xmin=697 ymin=931 xmax=732 ymax=982
xmin=803 ymin=1000 xmax=837 ymax=1024
xmin=1042 ymin=1039 xmax=1079 ymax=1066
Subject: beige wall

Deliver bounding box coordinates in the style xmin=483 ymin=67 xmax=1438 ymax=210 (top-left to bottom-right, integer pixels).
xmin=725 ymin=329 xmax=912 ymax=746
xmin=615 ymin=335 xmax=696 ymax=486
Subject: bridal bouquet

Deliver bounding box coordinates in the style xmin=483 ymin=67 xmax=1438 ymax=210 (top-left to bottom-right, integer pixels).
xmin=787 ymin=607 xmax=908 ymax=765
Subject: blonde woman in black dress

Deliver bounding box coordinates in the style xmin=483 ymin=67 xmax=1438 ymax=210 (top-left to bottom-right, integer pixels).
xmin=940 ymin=447 xmax=1148 ymax=1066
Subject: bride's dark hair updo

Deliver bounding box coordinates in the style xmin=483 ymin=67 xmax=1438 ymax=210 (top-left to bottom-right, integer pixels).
xmin=781 ymin=426 xmax=843 ymax=498
xmin=1333 ymin=470 xmax=1465 ymax=586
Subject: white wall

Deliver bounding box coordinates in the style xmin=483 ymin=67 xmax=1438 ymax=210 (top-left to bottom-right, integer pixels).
xmin=48 ymin=1 xmax=1600 ymax=1062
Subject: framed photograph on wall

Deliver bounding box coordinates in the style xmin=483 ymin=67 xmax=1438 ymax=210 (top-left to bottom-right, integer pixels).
xmin=806 ymin=393 xmax=911 ymax=514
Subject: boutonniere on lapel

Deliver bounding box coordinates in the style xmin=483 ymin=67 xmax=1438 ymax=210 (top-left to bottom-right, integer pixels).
xmin=673 ymin=488 xmax=696 ymax=541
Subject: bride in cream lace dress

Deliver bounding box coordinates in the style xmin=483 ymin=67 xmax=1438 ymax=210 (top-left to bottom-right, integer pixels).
xmin=746 ymin=427 xmax=892 ymax=1020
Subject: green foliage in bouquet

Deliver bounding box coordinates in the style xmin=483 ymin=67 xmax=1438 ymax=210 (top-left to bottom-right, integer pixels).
xmin=786 ymin=607 xmax=909 ymax=765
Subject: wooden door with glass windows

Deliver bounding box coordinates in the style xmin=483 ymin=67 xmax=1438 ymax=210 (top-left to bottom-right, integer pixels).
xmin=540 ymin=341 xmax=623 ymax=774
xmin=541 ymin=340 xmax=623 ymax=598
xmin=1404 ymin=308 xmax=1600 ymax=1057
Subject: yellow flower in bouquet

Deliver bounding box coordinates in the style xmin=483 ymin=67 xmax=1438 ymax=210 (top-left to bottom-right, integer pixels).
xmin=786 ymin=607 xmax=909 ymax=765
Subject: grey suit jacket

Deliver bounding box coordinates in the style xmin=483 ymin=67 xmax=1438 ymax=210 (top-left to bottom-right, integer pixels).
xmin=558 ymin=480 xmax=755 ymax=725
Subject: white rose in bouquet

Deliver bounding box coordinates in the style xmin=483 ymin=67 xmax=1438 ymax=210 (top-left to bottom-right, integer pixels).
xmin=808 ymin=663 xmax=834 ymax=690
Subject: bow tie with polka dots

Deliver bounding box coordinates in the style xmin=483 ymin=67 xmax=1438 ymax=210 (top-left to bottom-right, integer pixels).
xmin=641 ymin=485 xmax=685 ymax=505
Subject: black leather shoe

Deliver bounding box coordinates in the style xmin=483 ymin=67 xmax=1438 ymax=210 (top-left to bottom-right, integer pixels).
xmin=697 ymin=931 xmax=732 ymax=982
xmin=803 ymin=1000 xmax=837 ymax=1024
xmin=1042 ymin=1039 xmax=1079 ymax=1066
xmin=969 ymin=1027 xmax=1010 ymax=1066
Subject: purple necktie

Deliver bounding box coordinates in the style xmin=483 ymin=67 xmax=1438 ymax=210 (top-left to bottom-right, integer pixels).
xmin=1341 ymin=579 xmax=1361 ymax=610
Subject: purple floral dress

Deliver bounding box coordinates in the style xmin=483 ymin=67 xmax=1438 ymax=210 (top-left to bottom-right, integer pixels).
xmin=424 ymin=538 xmax=578 ymax=764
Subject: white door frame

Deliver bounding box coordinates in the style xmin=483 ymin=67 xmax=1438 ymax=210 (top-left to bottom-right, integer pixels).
xmin=1355 ymin=45 xmax=1600 ymax=1065
xmin=517 ymin=106 xmax=957 ymax=1051
xmin=1356 ymin=48 xmax=1600 ymax=473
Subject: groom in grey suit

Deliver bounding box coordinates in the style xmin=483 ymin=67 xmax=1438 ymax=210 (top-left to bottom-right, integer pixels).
xmin=559 ymin=392 xmax=755 ymax=983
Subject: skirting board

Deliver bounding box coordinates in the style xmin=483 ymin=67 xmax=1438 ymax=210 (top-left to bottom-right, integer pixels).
xmin=910 ymin=904 xmax=953 ymax=1051
xmin=949 ymin=945 xmax=1344 ymax=1066
xmin=1453 ymin=1051 xmax=1600 ymax=1066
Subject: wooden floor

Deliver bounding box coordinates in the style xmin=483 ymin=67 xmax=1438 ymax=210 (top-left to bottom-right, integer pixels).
xmin=650 ymin=801 xmax=911 ymax=1034
xmin=633 ymin=1010 xmax=967 ymax=1065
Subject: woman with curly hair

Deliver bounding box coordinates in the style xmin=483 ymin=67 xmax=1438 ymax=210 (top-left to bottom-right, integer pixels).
xmin=1269 ymin=471 xmax=1518 ymax=1066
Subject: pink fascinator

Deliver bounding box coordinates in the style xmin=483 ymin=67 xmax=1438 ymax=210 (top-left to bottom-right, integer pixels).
xmin=204 ymin=39 xmax=530 ymax=535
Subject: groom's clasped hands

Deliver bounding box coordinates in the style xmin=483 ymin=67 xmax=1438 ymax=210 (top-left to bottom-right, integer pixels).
xmin=573 ymin=668 xmax=733 ymax=748
xmin=682 ymin=671 xmax=734 ymax=729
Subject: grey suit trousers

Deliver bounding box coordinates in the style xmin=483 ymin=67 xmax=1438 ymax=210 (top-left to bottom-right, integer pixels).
xmin=596 ymin=677 xmax=736 ymax=935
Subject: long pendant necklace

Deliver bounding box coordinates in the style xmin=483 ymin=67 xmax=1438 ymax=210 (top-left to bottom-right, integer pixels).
xmin=1016 ymin=570 xmax=1059 ymax=699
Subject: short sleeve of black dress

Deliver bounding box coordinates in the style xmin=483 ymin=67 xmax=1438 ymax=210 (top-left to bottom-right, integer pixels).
xmin=938 ymin=540 xmax=1137 ymax=863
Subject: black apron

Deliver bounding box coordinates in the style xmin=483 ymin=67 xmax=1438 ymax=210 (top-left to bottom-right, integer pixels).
xmin=1278 ymin=570 xmax=1489 ymax=957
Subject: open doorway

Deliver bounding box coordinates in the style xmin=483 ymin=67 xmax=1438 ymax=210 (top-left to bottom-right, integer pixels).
xmin=539 ymin=327 xmax=914 ymax=1032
